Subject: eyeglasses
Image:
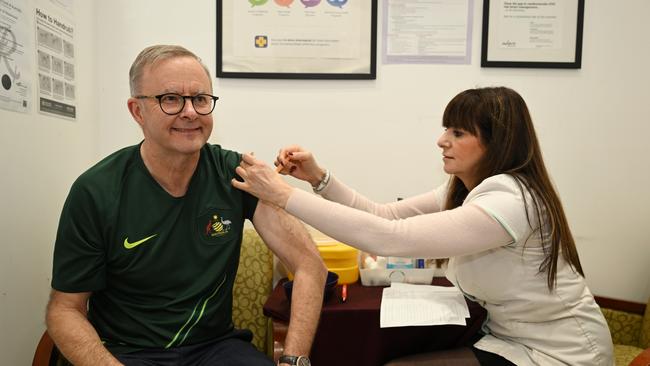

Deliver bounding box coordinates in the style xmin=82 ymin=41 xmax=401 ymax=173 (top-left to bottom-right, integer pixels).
xmin=134 ymin=93 xmax=219 ymax=115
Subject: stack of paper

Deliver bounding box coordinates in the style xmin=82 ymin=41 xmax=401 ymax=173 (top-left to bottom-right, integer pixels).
xmin=380 ymin=282 xmax=470 ymax=328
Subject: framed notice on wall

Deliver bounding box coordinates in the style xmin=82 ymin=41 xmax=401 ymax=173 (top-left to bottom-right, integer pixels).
xmin=481 ymin=0 xmax=585 ymax=68
xmin=217 ymin=0 xmax=378 ymax=79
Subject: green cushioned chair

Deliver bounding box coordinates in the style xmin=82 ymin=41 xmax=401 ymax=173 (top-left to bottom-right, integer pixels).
xmin=34 ymin=228 xmax=275 ymax=365
xmin=232 ymin=228 xmax=274 ymax=357
xmin=600 ymin=297 xmax=650 ymax=366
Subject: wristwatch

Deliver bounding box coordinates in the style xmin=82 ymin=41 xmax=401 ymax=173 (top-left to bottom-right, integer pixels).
xmin=278 ymin=355 xmax=311 ymax=366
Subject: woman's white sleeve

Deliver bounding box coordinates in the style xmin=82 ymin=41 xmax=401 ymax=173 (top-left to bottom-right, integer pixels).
xmin=286 ymin=188 xmax=513 ymax=258
xmin=318 ymin=175 xmax=444 ymax=219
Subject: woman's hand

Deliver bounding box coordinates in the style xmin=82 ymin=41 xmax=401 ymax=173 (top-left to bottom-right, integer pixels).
xmin=232 ymin=153 xmax=294 ymax=208
xmin=275 ymin=145 xmax=326 ymax=187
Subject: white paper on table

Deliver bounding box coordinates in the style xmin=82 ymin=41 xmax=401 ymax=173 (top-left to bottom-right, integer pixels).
xmin=380 ymin=282 xmax=470 ymax=328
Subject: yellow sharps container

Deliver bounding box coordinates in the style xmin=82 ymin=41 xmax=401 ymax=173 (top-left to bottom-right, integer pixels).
xmin=287 ymin=239 xmax=359 ymax=285
xmin=315 ymin=239 xmax=359 ymax=285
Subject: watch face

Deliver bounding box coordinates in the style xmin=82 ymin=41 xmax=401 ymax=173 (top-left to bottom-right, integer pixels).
xmin=297 ymin=356 xmax=311 ymax=366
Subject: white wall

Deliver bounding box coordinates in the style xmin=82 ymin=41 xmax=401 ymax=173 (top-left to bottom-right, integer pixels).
xmin=2 ymin=0 xmax=649 ymax=364
xmin=0 ymin=1 xmax=97 ymax=365
xmin=97 ymin=0 xmax=650 ymax=302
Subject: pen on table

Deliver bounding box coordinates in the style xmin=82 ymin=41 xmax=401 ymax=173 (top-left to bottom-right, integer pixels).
xmin=341 ymin=284 xmax=348 ymax=303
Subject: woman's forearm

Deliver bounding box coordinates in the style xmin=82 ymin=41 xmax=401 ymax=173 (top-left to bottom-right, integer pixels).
xmin=318 ymin=175 xmax=442 ymax=219
xmin=286 ymin=189 xmax=512 ymax=258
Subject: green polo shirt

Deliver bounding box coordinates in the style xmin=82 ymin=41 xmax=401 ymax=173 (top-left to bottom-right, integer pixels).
xmin=51 ymin=143 xmax=258 ymax=353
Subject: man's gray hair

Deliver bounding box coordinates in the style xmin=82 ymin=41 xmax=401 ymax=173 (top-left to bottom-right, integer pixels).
xmin=129 ymin=45 xmax=212 ymax=95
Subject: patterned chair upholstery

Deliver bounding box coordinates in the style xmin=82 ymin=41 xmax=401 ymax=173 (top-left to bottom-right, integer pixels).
xmin=232 ymin=228 xmax=274 ymax=357
xmin=600 ymin=297 xmax=650 ymax=366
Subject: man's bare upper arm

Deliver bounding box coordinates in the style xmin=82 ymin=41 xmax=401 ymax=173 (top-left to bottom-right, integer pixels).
xmin=251 ymin=201 xmax=318 ymax=273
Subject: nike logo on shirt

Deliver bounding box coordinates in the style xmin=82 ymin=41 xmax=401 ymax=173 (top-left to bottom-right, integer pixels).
xmin=123 ymin=234 xmax=158 ymax=249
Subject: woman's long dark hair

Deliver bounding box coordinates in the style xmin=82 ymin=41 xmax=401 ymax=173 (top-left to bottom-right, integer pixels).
xmin=442 ymin=87 xmax=583 ymax=291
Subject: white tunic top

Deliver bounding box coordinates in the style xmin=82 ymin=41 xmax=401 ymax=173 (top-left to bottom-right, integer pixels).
xmin=285 ymin=174 xmax=613 ymax=365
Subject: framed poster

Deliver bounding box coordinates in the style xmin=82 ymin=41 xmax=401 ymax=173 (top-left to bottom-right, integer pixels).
xmin=383 ymin=0 xmax=474 ymax=65
xmin=217 ymin=0 xmax=377 ymax=79
xmin=481 ymin=0 xmax=584 ymax=68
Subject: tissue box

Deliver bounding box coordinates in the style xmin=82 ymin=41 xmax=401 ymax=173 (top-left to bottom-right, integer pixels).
xmin=359 ymin=268 xmax=435 ymax=286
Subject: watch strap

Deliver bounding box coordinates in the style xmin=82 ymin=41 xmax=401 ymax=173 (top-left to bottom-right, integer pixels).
xmin=278 ymin=355 xmax=310 ymax=366
xmin=312 ymin=169 xmax=330 ymax=193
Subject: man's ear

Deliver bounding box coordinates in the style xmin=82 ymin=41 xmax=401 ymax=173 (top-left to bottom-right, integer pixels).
xmin=127 ymin=98 xmax=145 ymax=127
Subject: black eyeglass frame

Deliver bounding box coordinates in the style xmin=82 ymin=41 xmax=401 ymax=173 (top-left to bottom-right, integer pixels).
xmin=133 ymin=93 xmax=219 ymax=115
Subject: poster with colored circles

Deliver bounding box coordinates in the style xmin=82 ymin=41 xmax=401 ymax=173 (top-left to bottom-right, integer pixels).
xmin=217 ymin=0 xmax=377 ymax=79
xmin=247 ymin=1 xmax=349 ymax=9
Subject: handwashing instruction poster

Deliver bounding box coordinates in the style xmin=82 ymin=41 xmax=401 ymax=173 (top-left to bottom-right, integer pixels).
xmin=35 ymin=2 xmax=76 ymax=119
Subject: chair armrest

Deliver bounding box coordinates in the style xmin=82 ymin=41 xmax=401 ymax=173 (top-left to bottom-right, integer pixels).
xmin=272 ymin=319 xmax=288 ymax=363
xmin=630 ymin=348 xmax=650 ymax=366
xmin=33 ymin=331 xmax=55 ymax=366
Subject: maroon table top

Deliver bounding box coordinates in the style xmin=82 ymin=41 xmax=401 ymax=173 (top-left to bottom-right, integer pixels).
xmin=263 ymin=277 xmax=487 ymax=366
